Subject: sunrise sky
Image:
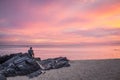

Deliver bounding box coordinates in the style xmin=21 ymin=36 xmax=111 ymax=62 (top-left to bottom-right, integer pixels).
xmin=0 ymin=0 xmax=120 ymax=46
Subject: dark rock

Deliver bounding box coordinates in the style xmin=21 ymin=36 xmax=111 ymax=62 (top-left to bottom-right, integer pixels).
xmin=39 ymin=57 xmax=70 ymax=70
xmin=0 ymin=74 xmax=6 ymax=80
xmin=0 ymin=53 xmax=22 ymax=64
xmin=27 ymin=69 xmax=42 ymax=78
xmin=0 ymin=53 xmax=40 ymax=77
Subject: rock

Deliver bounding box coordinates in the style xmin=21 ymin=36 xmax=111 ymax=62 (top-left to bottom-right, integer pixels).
xmin=27 ymin=69 xmax=42 ymax=78
xmin=0 ymin=74 xmax=6 ymax=80
xmin=39 ymin=57 xmax=70 ymax=70
xmin=0 ymin=53 xmax=40 ymax=77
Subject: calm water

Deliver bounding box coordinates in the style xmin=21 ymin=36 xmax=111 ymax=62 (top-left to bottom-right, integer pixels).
xmin=0 ymin=45 xmax=120 ymax=60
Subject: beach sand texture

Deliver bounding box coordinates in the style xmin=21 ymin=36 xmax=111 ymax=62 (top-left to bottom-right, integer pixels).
xmin=8 ymin=59 xmax=120 ymax=80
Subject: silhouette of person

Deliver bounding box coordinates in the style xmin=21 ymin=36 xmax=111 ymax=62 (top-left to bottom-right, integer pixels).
xmin=28 ymin=47 xmax=34 ymax=57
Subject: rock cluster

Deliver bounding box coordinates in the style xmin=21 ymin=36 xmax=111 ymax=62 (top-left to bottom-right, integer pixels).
xmin=0 ymin=53 xmax=70 ymax=80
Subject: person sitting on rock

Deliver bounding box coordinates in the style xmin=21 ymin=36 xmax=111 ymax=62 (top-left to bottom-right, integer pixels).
xmin=28 ymin=47 xmax=34 ymax=57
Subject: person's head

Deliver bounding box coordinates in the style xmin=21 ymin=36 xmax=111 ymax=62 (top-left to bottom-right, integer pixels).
xmin=30 ymin=47 xmax=32 ymax=49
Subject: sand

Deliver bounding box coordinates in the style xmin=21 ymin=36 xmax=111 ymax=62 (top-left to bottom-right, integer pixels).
xmin=7 ymin=59 xmax=120 ymax=80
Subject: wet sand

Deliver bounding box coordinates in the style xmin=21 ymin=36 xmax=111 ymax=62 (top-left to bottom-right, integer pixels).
xmin=8 ymin=59 xmax=120 ymax=80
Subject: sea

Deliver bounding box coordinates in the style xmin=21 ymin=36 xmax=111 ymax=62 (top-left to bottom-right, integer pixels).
xmin=0 ymin=45 xmax=120 ymax=60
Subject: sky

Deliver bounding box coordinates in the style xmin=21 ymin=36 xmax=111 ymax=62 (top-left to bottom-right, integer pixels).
xmin=0 ymin=0 xmax=120 ymax=46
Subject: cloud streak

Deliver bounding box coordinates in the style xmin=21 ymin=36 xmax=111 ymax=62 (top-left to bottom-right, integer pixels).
xmin=65 ymin=28 xmax=120 ymax=37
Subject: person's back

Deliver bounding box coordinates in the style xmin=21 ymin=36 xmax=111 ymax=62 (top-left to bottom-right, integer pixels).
xmin=28 ymin=47 xmax=34 ymax=57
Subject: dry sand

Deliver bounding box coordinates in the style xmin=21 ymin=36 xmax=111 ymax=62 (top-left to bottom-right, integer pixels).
xmin=8 ymin=59 xmax=120 ymax=80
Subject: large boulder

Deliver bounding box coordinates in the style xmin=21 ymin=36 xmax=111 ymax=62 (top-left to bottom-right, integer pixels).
xmin=39 ymin=57 xmax=70 ymax=70
xmin=0 ymin=53 xmax=41 ymax=77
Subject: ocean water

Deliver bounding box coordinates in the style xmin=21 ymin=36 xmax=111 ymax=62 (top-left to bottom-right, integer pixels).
xmin=0 ymin=45 xmax=120 ymax=60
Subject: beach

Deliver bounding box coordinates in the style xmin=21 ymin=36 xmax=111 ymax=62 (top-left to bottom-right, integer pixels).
xmin=8 ymin=59 xmax=120 ymax=80
xmin=1 ymin=0 xmax=120 ymax=80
